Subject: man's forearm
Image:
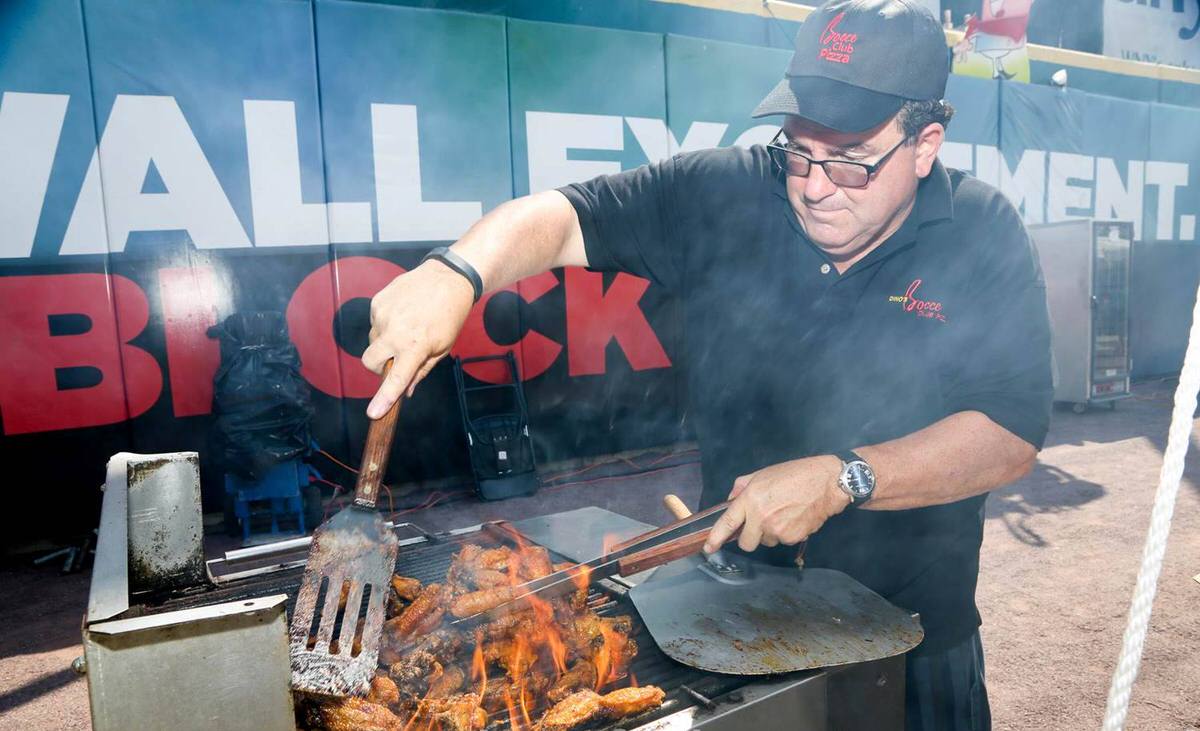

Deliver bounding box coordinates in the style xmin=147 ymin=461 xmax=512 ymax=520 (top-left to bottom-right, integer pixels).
xmin=856 ymin=410 xmax=1037 ymax=511
xmin=446 ymin=190 xmax=588 ymax=293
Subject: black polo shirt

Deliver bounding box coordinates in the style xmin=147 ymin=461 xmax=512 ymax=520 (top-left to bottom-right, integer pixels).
xmin=559 ymin=145 xmax=1052 ymax=655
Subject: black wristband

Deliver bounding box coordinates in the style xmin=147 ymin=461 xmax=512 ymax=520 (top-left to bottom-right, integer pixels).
xmin=421 ymin=246 xmax=483 ymax=303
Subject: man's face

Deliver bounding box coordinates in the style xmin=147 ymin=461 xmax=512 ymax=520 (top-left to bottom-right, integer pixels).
xmin=780 ymin=114 xmax=941 ymax=264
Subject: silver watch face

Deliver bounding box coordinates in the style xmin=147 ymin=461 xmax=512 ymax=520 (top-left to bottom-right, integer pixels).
xmin=840 ymin=460 xmax=875 ymax=498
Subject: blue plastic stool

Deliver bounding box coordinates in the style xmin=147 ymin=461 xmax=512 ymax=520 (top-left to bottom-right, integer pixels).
xmin=224 ymin=459 xmax=322 ymax=544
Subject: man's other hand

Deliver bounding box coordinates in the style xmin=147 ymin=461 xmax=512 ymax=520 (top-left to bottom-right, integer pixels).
xmin=362 ymin=260 xmax=477 ymax=418
xmin=703 ymin=455 xmax=850 ymax=553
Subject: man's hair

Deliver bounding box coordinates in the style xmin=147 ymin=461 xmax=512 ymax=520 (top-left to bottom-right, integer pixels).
xmin=897 ymin=99 xmax=955 ymax=140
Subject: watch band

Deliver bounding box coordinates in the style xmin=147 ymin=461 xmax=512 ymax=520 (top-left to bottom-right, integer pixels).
xmin=836 ymin=449 xmax=865 ymax=466
xmin=421 ymin=246 xmax=483 ymax=303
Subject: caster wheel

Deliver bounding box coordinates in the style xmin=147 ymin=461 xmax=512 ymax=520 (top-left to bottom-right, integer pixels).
xmin=1072 ymin=403 xmax=1087 ymax=414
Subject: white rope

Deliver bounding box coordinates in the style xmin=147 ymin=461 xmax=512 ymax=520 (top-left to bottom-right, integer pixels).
xmin=1101 ymin=276 xmax=1200 ymax=731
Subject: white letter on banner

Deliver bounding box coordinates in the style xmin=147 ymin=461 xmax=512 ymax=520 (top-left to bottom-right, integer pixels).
xmin=62 ymin=95 xmax=249 ymax=254
xmin=1145 ymin=160 xmax=1189 ymax=240
xmin=625 ymin=117 xmax=728 ymax=160
xmin=938 ymin=142 xmax=973 ymax=173
xmin=526 ymin=111 xmax=622 ymax=193
xmin=372 ymin=103 xmax=481 ymax=242
xmin=974 ymin=146 xmax=1046 ymax=224
xmin=1094 ymin=158 xmax=1144 ymax=239
xmin=245 ymin=100 xmax=374 ymax=246
xmin=0 ymin=93 xmax=68 ymax=258
xmin=1047 ymin=152 xmax=1095 ymax=223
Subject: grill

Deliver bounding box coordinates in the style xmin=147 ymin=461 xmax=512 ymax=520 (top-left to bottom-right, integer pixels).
xmin=146 ymin=522 xmax=762 ymax=729
xmin=83 ymin=453 xmax=906 ymax=731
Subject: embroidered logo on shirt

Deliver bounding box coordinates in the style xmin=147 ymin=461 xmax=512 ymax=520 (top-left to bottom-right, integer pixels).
xmin=888 ymin=279 xmax=947 ymax=322
xmin=819 ymin=12 xmax=857 ymax=64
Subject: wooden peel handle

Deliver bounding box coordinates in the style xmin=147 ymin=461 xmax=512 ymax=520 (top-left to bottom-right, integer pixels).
xmin=354 ymin=361 xmax=402 ymax=508
xmin=663 ymin=494 xmax=692 ymax=521
xmin=614 ymin=494 xmax=718 ymax=576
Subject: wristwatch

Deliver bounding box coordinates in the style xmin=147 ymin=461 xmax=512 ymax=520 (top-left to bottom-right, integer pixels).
xmin=835 ymin=450 xmax=876 ymax=506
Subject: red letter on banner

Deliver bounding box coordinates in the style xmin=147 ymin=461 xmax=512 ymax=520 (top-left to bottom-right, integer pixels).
xmin=287 ymin=256 xmax=404 ymax=399
xmin=564 ymin=268 xmax=670 ymax=376
xmin=159 ymin=265 xmax=222 ymax=417
xmin=0 ymin=273 xmax=160 ymax=434
xmin=452 ymin=271 xmax=562 ymax=383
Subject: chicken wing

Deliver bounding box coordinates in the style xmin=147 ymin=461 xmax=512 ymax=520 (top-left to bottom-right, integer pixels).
xmin=387 ymin=583 xmax=443 ymax=638
xmin=305 ymin=697 xmax=405 ymax=731
xmin=424 ymin=694 xmax=488 ymax=731
xmin=427 ymin=664 xmax=466 ymax=698
xmin=391 ymin=575 xmax=422 ymax=602
xmin=450 ymin=585 xmax=519 ymax=618
xmin=547 ymin=658 xmax=597 ymax=703
xmin=534 ymin=689 xmax=604 ymax=731
xmin=365 ymin=674 xmax=401 ymax=708
xmin=599 ymin=685 xmax=665 ymax=718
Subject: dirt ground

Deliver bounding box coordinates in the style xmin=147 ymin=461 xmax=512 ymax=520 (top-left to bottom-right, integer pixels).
xmin=0 ymin=379 xmax=1197 ymax=729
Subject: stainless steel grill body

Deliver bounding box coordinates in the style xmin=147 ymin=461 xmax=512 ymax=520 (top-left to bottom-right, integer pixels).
xmin=86 ymin=509 xmax=907 ymax=730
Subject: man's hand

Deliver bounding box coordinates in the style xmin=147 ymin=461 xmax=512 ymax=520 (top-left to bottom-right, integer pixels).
xmin=362 ymin=260 xmax=477 ymax=418
xmin=703 ymin=455 xmax=850 ymax=554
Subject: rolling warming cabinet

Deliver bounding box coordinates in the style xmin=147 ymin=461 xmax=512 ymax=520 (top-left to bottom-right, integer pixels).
xmin=1029 ymin=219 xmax=1133 ymax=411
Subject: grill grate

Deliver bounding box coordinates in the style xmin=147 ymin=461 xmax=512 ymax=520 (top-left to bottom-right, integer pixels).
xmin=135 ymin=524 xmax=758 ymax=729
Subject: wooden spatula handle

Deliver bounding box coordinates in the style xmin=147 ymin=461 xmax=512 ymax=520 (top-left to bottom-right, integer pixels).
xmin=354 ymin=361 xmax=402 ymax=508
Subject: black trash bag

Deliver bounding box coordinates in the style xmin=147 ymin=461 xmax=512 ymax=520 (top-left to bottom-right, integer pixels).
xmin=209 ymin=312 xmax=314 ymax=481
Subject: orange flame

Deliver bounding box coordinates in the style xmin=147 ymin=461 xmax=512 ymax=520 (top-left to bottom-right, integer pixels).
xmin=594 ymin=622 xmax=630 ymax=690
xmin=471 ymin=630 xmax=487 ymax=709
xmin=630 ymin=672 xmax=639 ymax=688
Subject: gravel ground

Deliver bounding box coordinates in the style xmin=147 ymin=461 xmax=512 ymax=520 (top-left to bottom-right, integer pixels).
xmin=1 ymin=379 xmax=1197 ymax=729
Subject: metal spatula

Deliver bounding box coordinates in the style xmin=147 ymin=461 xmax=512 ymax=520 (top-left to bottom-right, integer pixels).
xmin=289 ymin=368 xmax=401 ymax=697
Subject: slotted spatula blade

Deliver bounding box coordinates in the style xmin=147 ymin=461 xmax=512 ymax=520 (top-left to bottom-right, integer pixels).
xmin=289 ymin=366 xmax=401 ymax=697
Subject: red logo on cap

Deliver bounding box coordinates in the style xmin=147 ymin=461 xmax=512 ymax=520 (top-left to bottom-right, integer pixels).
xmin=819 ymin=12 xmax=857 ymax=64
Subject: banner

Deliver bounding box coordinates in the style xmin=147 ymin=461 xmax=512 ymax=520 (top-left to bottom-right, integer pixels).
xmin=1103 ymin=0 xmax=1200 ymax=68
xmin=2 ymin=0 xmax=1200 ymax=544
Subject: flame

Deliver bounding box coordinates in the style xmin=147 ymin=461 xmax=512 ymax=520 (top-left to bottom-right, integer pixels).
xmin=471 ymin=630 xmax=487 ymax=709
xmin=594 ymin=622 xmax=630 ymax=690
xmin=503 ymin=688 xmax=523 ymax=731
xmin=570 ymin=562 xmax=591 ymax=593
xmin=601 ymin=532 xmax=624 ymax=555
xmin=630 ymin=672 xmax=639 ymax=688
xmin=519 ymin=684 xmax=533 ymax=729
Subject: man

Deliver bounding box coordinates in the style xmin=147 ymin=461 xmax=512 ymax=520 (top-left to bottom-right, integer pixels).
xmin=363 ymin=1 xmax=1052 ymax=728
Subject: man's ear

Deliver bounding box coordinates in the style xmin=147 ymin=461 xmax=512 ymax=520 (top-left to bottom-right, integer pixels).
xmin=913 ymin=123 xmax=945 ymax=179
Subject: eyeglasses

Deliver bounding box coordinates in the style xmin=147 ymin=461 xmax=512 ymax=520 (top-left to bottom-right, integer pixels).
xmin=767 ymin=129 xmax=910 ymax=189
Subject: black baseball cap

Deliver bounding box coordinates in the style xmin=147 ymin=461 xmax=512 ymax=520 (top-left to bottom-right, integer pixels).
xmin=752 ymin=0 xmax=950 ymax=133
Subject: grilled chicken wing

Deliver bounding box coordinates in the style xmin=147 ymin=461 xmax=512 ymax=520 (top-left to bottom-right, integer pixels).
xmin=427 ymin=664 xmax=466 ymax=698
xmin=450 ymin=585 xmax=519 ymax=618
xmin=516 ymin=545 xmax=554 ymax=580
xmin=306 ymin=697 xmax=405 ymax=731
xmin=535 ymin=690 xmax=604 ymax=731
xmin=599 ymin=686 xmax=665 ymax=718
xmin=389 ymin=583 xmax=444 ymax=637
xmin=424 ymin=694 xmax=488 ymax=731
xmin=365 ymin=674 xmax=401 ymax=708
xmin=547 ymin=658 xmax=597 ymax=703
xmin=390 ymin=575 xmax=422 ymax=602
